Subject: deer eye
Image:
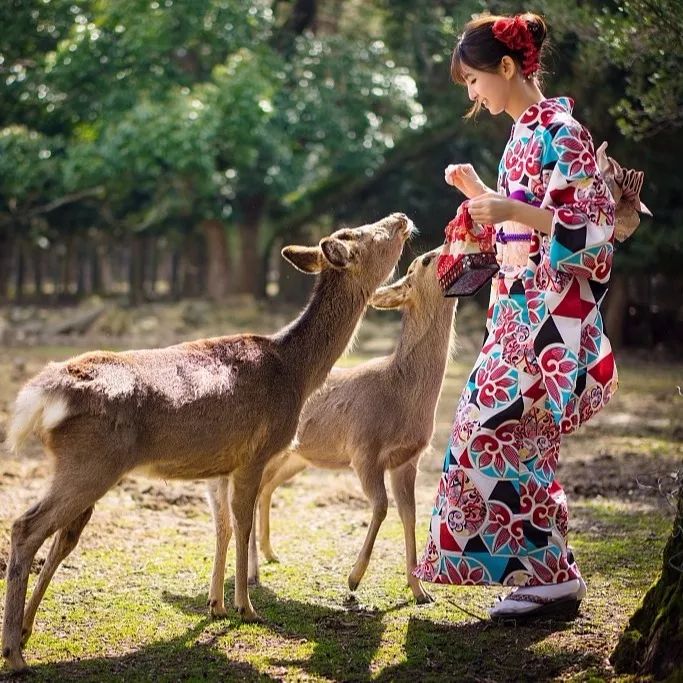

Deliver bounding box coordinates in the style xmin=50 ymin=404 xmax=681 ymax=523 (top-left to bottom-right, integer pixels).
xmin=422 ymin=255 xmax=433 ymax=267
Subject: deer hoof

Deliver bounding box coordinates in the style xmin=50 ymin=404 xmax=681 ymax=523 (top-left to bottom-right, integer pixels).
xmin=264 ymin=553 xmax=280 ymax=564
xmin=348 ymin=575 xmax=360 ymax=592
xmin=247 ymin=575 xmax=261 ymax=587
xmin=207 ymin=598 xmax=228 ymax=618
xmin=415 ymin=590 xmax=435 ymax=605
xmin=236 ymin=607 xmax=262 ymax=623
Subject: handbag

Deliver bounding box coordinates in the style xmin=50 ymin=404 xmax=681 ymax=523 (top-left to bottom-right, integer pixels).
xmin=437 ymin=201 xmax=499 ymax=297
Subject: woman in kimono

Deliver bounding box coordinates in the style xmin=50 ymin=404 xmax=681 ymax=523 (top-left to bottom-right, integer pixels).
xmin=413 ymin=12 xmax=618 ymax=619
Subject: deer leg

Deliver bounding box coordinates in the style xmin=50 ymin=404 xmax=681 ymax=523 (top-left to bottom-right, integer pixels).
xmin=348 ymin=462 xmax=387 ymax=592
xmin=229 ymin=463 xmax=263 ymax=622
xmin=258 ymin=453 xmax=308 ymax=563
xmin=3 ymin=469 xmax=119 ymax=672
xmin=206 ymin=478 xmax=232 ymax=617
xmin=21 ymin=506 xmax=94 ymax=647
xmin=390 ymin=458 xmax=433 ymax=604
xmin=247 ymin=505 xmax=260 ymax=586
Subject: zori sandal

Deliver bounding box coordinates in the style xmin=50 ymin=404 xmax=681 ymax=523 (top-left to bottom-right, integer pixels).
xmin=489 ymin=592 xmax=583 ymax=623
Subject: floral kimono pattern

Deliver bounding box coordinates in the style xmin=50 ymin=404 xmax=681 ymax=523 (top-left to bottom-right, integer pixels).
xmin=414 ymin=98 xmax=617 ymax=587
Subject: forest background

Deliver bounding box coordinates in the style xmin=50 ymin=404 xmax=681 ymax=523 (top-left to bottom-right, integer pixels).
xmin=1 ymin=0 xmax=682 ymax=352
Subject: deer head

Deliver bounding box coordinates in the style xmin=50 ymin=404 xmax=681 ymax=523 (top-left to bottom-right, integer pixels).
xmin=282 ymin=213 xmax=415 ymax=293
xmin=370 ymin=247 xmax=445 ymax=313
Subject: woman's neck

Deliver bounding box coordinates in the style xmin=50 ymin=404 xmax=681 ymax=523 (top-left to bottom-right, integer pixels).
xmin=505 ymin=80 xmax=545 ymax=121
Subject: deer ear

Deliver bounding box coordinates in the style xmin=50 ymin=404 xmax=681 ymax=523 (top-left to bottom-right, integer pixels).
xmin=370 ymin=276 xmax=409 ymax=310
xmin=320 ymin=237 xmax=352 ymax=269
xmin=281 ymin=245 xmax=323 ymax=274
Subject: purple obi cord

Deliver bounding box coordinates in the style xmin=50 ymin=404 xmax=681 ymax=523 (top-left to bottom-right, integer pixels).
xmin=496 ymin=229 xmax=533 ymax=245
xmin=496 ymin=193 xmax=538 ymax=244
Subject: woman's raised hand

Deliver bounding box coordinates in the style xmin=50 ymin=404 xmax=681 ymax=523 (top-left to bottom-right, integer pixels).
xmin=468 ymin=192 xmax=516 ymax=225
xmin=444 ymin=163 xmax=487 ymax=199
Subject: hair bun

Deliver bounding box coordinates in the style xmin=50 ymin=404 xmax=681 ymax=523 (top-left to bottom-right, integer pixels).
xmin=521 ymin=13 xmax=547 ymax=49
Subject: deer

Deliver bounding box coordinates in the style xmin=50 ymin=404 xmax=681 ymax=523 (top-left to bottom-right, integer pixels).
xmin=1 ymin=213 xmax=413 ymax=672
xmin=206 ymin=247 xmax=456 ymax=608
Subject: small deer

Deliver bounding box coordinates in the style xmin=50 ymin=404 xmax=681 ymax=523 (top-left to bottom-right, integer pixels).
xmin=207 ymin=247 xmax=456 ymax=605
xmin=2 ymin=213 xmax=413 ymax=671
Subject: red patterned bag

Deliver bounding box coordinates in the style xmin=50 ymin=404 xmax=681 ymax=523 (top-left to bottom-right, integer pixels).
xmin=437 ymin=201 xmax=499 ymax=297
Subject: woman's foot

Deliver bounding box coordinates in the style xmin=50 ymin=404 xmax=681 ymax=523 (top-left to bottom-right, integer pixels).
xmin=489 ymin=577 xmax=587 ymax=621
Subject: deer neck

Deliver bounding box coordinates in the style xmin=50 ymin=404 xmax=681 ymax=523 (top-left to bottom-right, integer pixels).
xmin=275 ymin=270 xmax=368 ymax=397
xmin=391 ymin=299 xmax=456 ymax=398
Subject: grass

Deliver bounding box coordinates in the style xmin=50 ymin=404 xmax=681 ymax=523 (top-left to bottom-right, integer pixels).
xmin=0 ymin=339 xmax=681 ymax=682
xmin=1 ymin=498 xmax=671 ymax=682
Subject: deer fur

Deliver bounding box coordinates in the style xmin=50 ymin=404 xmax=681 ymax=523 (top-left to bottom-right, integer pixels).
xmin=207 ymin=247 xmax=456 ymax=605
xmin=1 ymin=213 xmax=413 ymax=672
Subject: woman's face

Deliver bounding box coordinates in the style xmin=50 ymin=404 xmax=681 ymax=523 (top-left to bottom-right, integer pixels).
xmin=460 ymin=64 xmax=510 ymax=116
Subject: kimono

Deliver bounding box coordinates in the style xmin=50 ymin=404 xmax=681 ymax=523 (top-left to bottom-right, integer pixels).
xmin=414 ymin=97 xmax=618 ymax=587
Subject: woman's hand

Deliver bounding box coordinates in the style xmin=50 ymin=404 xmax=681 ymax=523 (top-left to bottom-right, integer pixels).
xmin=467 ymin=192 xmax=517 ymax=225
xmin=444 ymin=163 xmax=487 ymax=199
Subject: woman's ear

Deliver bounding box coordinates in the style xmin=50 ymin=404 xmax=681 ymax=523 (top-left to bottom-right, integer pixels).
xmin=500 ymin=55 xmax=517 ymax=80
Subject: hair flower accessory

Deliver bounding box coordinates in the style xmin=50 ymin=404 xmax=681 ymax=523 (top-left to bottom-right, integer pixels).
xmin=492 ymin=16 xmax=540 ymax=77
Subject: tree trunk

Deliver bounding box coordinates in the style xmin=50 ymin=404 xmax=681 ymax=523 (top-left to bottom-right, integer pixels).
xmin=60 ymin=236 xmax=75 ymax=297
xmin=238 ymin=196 xmax=265 ymax=298
xmin=32 ymin=248 xmax=44 ymax=299
xmin=0 ymin=232 xmax=15 ymax=302
xmin=76 ymin=239 xmax=89 ymax=298
xmin=90 ymin=241 xmax=103 ymax=295
xmin=14 ymin=240 xmax=26 ymax=303
xmin=128 ymin=235 xmax=145 ymax=306
xmin=201 ymin=219 xmax=232 ymax=301
xmin=181 ymin=232 xmax=205 ymax=298
xmin=611 ymin=482 xmax=683 ymax=679
xmin=170 ymin=245 xmax=182 ymax=300
xmin=605 ymin=270 xmax=627 ymax=350
xmin=146 ymin=236 xmax=158 ymax=298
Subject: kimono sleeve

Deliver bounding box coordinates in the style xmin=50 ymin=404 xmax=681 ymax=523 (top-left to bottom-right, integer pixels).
xmin=539 ymin=121 xmax=615 ymax=283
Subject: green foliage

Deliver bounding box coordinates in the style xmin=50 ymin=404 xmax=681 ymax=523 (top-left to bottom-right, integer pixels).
xmin=1 ymin=0 xmax=681 ymax=287
xmin=593 ymin=0 xmax=683 ymax=140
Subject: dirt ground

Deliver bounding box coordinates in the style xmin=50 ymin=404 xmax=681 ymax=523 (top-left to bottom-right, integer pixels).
xmin=0 ymin=302 xmax=681 ymax=681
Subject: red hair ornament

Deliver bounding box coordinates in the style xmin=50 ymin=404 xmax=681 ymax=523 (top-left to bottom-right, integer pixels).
xmin=492 ymin=16 xmax=540 ymax=78
xmin=437 ymin=201 xmax=499 ymax=297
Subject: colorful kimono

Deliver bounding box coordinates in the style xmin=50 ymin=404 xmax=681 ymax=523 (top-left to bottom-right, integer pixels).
xmin=414 ymin=97 xmax=618 ymax=587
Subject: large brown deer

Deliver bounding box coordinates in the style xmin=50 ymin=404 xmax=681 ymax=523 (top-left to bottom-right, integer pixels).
xmin=206 ymin=248 xmax=456 ymax=608
xmin=2 ymin=213 xmax=413 ymax=671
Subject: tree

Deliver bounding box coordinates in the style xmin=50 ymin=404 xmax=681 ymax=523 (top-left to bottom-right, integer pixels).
xmin=611 ymin=473 xmax=683 ymax=678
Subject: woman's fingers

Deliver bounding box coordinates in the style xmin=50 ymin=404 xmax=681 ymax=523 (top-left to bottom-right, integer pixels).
xmin=444 ymin=163 xmax=477 ymax=187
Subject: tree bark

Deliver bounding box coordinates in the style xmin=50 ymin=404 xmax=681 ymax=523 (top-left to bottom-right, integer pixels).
xmin=60 ymin=235 xmax=76 ymax=297
xmin=238 ymin=196 xmax=265 ymax=297
xmin=14 ymin=239 xmax=25 ymax=303
xmin=0 ymin=232 xmax=15 ymax=302
xmin=605 ymin=270 xmax=627 ymax=351
xmin=181 ymin=232 xmax=205 ymax=298
xmin=128 ymin=235 xmax=145 ymax=306
xmin=170 ymin=245 xmax=182 ymax=300
xmin=201 ymin=219 xmax=232 ymax=301
xmin=76 ymin=239 xmax=89 ymax=298
xmin=611 ymin=482 xmax=683 ymax=679
xmin=90 ymin=241 xmax=103 ymax=295
xmin=32 ymin=248 xmax=44 ymax=299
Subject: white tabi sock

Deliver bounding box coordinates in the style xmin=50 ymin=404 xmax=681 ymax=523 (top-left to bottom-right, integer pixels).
xmin=489 ymin=577 xmax=587 ymax=616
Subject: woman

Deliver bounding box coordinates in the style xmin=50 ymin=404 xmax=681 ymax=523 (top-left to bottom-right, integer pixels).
xmin=414 ymin=12 xmax=618 ymax=620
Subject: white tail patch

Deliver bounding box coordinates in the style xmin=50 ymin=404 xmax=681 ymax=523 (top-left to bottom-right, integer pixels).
xmin=6 ymin=386 xmax=70 ymax=454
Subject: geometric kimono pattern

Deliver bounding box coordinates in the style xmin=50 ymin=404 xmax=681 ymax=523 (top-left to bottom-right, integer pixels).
xmin=414 ymin=97 xmax=617 ymax=586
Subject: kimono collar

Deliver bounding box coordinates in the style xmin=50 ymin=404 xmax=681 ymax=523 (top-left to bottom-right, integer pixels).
xmin=513 ymin=96 xmax=575 ymax=136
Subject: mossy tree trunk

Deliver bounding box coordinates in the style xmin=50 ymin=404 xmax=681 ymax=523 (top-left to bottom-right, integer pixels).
xmin=611 ymin=483 xmax=683 ymax=679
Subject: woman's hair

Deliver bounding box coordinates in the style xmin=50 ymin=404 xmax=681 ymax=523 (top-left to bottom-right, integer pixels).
xmin=451 ymin=13 xmax=548 ymax=117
